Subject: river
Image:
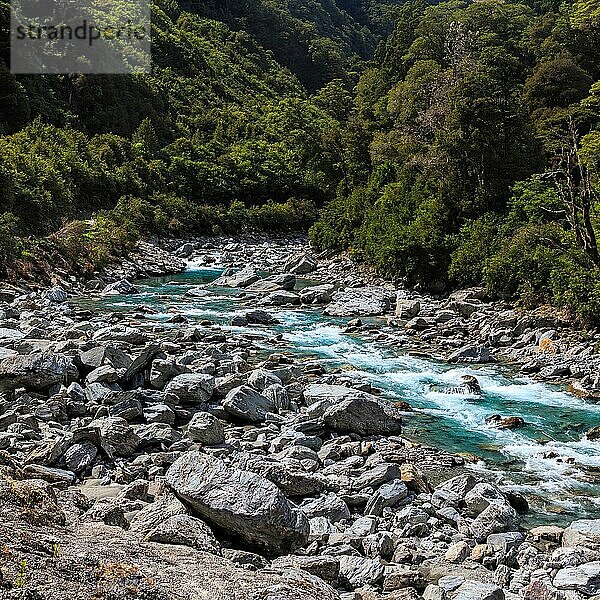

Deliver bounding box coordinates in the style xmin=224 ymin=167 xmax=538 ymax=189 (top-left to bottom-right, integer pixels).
xmin=84 ymin=266 xmax=600 ymax=526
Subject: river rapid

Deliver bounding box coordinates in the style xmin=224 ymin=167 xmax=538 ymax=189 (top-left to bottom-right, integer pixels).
xmin=85 ymin=266 xmax=600 ymax=526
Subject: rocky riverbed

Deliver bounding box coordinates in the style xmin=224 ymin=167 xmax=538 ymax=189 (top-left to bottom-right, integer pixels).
xmin=0 ymin=235 xmax=599 ymax=600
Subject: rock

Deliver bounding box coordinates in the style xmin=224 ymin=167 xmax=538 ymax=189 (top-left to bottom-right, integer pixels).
xmin=164 ymin=373 xmax=215 ymax=404
xmin=63 ymin=442 xmax=98 ymax=474
xmin=284 ymin=253 xmax=317 ymax=275
xmin=446 ymin=541 xmax=470 ymax=563
xmin=354 ymin=463 xmax=402 ymax=490
xmin=247 ymin=368 xmax=282 ymax=391
xmin=45 ymin=286 xmax=68 ymax=303
xmin=187 ymin=412 xmax=224 ymax=445
xmin=300 ymin=284 xmax=335 ymax=305
xmin=338 ymin=555 xmax=385 ymax=589
xmin=246 ymin=273 xmax=296 ymax=292
xmin=146 ymin=514 xmax=221 ymax=554
xmin=245 ymin=309 xmax=280 ymax=325
xmin=101 ymin=279 xmax=138 ymax=295
xmin=144 ymin=403 xmax=176 ymax=425
xmin=324 ymin=287 xmax=396 ymax=317
xmin=130 ymin=492 xmax=188 ymax=536
xmin=586 ymin=427 xmax=600 ymax=441
xmin=136 ymin=422 xmax=181 ymax=447
xmin=529 ymin=526 xmax=564 ymax=545
xmin=554 ymin=562 xmax=600 ymax=595
xmin=524 ymin=579 xmax=566 ymax=600
xmin=299 ymin=493 xmax=350 ymax=523
xmin=109 ymin=397 xmax=144 ymax=421
xmin=396 ymin=299 xmax=421 ymax=319
xmin=165 ymin=451 xmax=309 ymax=554
xmin=485 ymin=415 xmax=525 ymax=429
xmin=93 ymin=417 xmax=140 ymax=457
xmin=261 ymin=291 xmax=301 ymax=306
xmin=564 ymin=521 xmax=600 ymax=550
xmin=271 ymin=555 xmax=339 ymax=583
xmin=212 ymin=266 xmax=259 ymax=288
xmin=263 ymin=383 xmax=290 ymax=411
xmin=0 ymin=352 xmax=78 ymax=391
xmin=364 ymin=479 xmax=409 ymax=516
xmin=322 ymin=394 xmax=402 ymax=436
xmin=452 ymin=581 xmax=504 ymax=600
xmin=77 ymin=345 xmax=131 ymax=371
xmin=470 ymin=503 xmax=519 ymax=542
xmin=223 ymin=385 xmax=275 ymax=423
xmin=448 ymin=345 xmax=496 ymax=364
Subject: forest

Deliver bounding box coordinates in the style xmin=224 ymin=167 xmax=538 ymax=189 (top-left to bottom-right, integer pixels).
xmin=0 ymin=0 xmax=599 ymax=321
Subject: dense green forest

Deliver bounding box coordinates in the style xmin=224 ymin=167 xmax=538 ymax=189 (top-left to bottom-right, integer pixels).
xmin=0 ymin=0 xmax=600 ymax=321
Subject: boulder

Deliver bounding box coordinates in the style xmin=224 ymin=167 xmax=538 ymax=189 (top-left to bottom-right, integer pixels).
xmin=470 ymin=503 xmax=519 ymax=542
xmin=300 ymin=284 xmax=335 ymax=305
xmin=448 ymin=345 xmax=496 ymax=364
xmin=187 ymin=412 xmax=224 ymax=445
xmin=92 ymin=417 xmax=140 ymax=457
xmin=212 ymin=266 xmax=259 ymax=288
xmin=45 ymin=286 xmax=68 ymax=303
xmin=261 ymin=291 xmax=300 ymax=306
xmin=165 ymin=451 xmax=309 ymax=554
xmin=453 ymin=581 xmax=504 ymax=600
xmin=222 ymin=385 xmax=275 ymax=423
xmin=245 ymin=310 xmax=280 ymax=325
xmin=164 ymin=373 xmax=215 ymax=404
xmin=246 ymin=273 xmax=296 ymax=292
xmin=101 ymin=279 xmax=138 ymax=296
xmin=554 ymin=561 xmax=600 ymax=595
xmin=63 ymin=442 xmax=97 ymax=474
xmin=324 ymin=287 xmax=396 ymax=317
xmin=299 ymin=493 xmax=350 ymax=523
xmin=563 ymin=521 xmax=600 ymax=550
xmin=0 ymin=352 xmax=78 ymax=391
xmin=284 ymin=253 xmax=317 ymax=275
xmin=396 ymin=299 xmax=421 ymax=319
xmin=146 ymin=514 xmax=221 ymax=554
xmin=485 ymin=415 xmax=525 ymax=429
xmin=338 ymin=555 xmax=385 ymax=590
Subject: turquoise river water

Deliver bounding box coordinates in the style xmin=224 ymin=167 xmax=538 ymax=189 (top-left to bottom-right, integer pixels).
xmin=87 ymin=267 xmax=600 ymax=526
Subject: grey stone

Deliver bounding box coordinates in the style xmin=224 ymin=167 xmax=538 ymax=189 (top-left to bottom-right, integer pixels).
xmin=164 ymin=373 xmax=215 ymax=404
xmin=222 ymin=385 xmax=275 ymax=423
xmin=165 ymin=451 xmax=309 ymax=554
xmin=146 ymin=514 xmax=220 ymax=554
xmin=187 ymin=412 xmax=224 ymax=445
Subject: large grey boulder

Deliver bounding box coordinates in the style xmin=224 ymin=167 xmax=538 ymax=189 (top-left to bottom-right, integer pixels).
xmin=470 ymin=503 xmax=519 ymax=542
xmin=563 ymin=520 xmax=600 ymax=550
xmin=222 ymin=385 xmax=275 ymax=422
xmin=448 ymin=345 xmax=496 ymax=364
xmin=187 ymin=412 xmax=224 ymax=445
xmin=284 ymin=253 xmax=317 ymax=275
xmin=211 ymin=266 xmax=259 ymax=288
xmin=101 ymin=279 xmax=138 ymax=296
xmin=338 ymin=555 xmax=385 ymax=589
xmin=246 ymin=273 xmax=296 ymax=293
xmin=452 ymin=581 xmax=504 ymax=600
xmin=300 ymin=284 xmax=335 ymax=305
xmin=0 ymin=352 xmax=78 ymax=391
xmin=324 ymin=287 xmax=396 ymax=317
xmin=323 ymin=391 xmax=402 ymax=435
xmin=165 ymin=451 xmax=309 ymax=554
xmin=164 ymin=373 xmax=214 ymax=404
xmin=554 ymin=561 xmax=600 ymax=595
xmin=92 ymin=417 xmax=139 ymax=457
xmin=146 ymin=514 xmax=221 ymax=554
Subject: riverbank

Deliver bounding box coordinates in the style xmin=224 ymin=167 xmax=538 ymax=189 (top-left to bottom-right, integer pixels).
xmin=0 ymin=235 xmax=598 ymax=599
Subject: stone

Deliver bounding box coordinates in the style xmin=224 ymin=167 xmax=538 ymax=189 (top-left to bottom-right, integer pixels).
xmin=136 ymin=423 xmax=181 ymax=447
xmin=222 ymin=385 xmax=275 ymax=423
xmin=452 ymin=581 xmax=504 ymax=600
xmin=130 ymin=492 xmax=188 ymax=536
xmin=323 ymin=395 xmax=402 ymax=435
xmin=485 ymin=415 xmax=525 ymax=429
xmin=284 ymin=253 xmax=317 ymax=275
xmin=470 ymin=503 xmax=519 ymax=542
xmin=448 ymin=345 xmax=496 ymax=364
xmin=246 ymin=273 xmax=296 ymax=292
xmin=446 ymin=541 xmax=470 ymax=563
xmin=261 ymin=291 xmax=301 ymax=306
xmin=63 ymin=441 xmax=97 ymax=474
xmin=93 ymin=417 xmax=140 ymax=457
xmin=364 ymin=479 xmax=408 ymax=516
xmin=0 ymin=352 xmax=78 ymax=391
xmin=164 ymin=373 xmax=215 ymax=404
xmin=554 ymin=562 xmax=600 ymax=595
xmin=299 ymin=493 xmax=350 ymax=523
xmin=247 ymin=368 xmax=282 ymax=391
xmin=165 ymin=451 xmax=309 ymax=554
xmin=564 ymin=521 xmax=600 ymax=550
xmin=245 ymin=309 xmax=280 ymax=325
xmin=324 ymin=287 xmax=396 ymax=317
xmin=144 ymin=403 xmax=176 ymax=425
xmin=101 ymin=279 xmax=138 ymax=295
xmin=212 ymin=266 xmax=259 ymax=288
xmin=338 ymin=555 xmax=385 ymax=589
xmin=396 ymin=299 xmax=421 ymax=319
xmin=300 ymin=284 xmax=335 ymax=305
xmin=187 ymin=412 xmax=224 ymax=445
xmin=45 ymin=286 xmax=68 ymax=303
xmin=146 ymin=514 xmax=221 ymax=554
xmin=271 ymin=555 xmax=339 ymax=583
